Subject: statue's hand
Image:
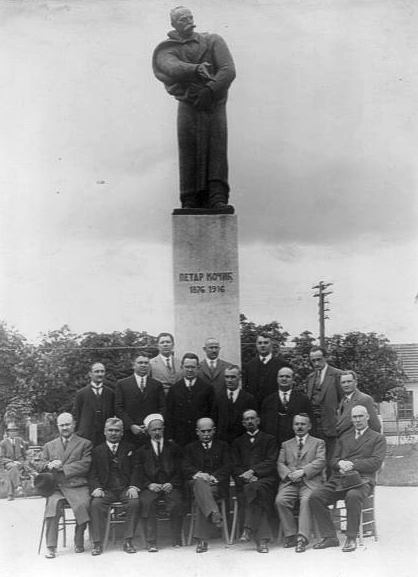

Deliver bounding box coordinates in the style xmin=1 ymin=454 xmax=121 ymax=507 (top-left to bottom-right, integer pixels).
xmin=195 ymin=87 xmax=214 ymax=111
xmin=196 ymin=62 xmax=213 ymax=81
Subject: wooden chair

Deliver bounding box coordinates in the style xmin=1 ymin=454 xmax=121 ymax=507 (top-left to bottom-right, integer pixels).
xmin=333 ymin=491 xmax=378 ymax=545
xmin=38 ymin=499 xmax=77 ymax=554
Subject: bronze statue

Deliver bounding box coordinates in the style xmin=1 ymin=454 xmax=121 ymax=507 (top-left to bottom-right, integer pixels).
xmin=152 ymin=7 xmax=236 ymax=211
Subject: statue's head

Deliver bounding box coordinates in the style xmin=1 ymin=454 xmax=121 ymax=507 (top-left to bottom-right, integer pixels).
xmin=170 ymin=6 xmax=195 ymax=38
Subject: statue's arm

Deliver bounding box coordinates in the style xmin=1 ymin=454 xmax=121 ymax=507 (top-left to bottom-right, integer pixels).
xmin=206 ymin=34 xmax=236 ymax=95
xmin=155 ymin=47 xmax=198 ymax=81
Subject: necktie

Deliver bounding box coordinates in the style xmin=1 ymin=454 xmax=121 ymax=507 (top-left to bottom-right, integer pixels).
xmin=140 ymin=377 xmax=145 ymax=392
xmin=93 ymin=386 xmax=102 ymax=396
xmin=297 ymin=438 xmax=303 ymax=461
xmin=210 ymin=360 xmax=216 ymax=371
xmin=186 ymin=379 xmax=192 ymax=390
xmin=112 ymin=444 xmax=117 ymax=455
xmin=261 ymin=356 xmax=268 ymax=364
xmin=229 ymin=390 xmax=234 ymax=402
xmin=203 ymin=442 xmax=209 ymax=451
xmin=355 ymin=431 xmax=361 ymax=440
xmin=249 ymin=435 xmax=255 ymax=444
xmin=62 ymin=438 xmax=68 ymax=449
xmin=282 ymin=392 xmax=288 ymax=406
xmin=166 ymin=357 xmax=172 ymax=372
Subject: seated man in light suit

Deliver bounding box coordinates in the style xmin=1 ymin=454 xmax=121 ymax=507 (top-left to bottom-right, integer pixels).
xmin=36 ymin=412 xmax=92 ymax=559
xmin=275 ymin=413 xmax=326 ymax=552
xmin=310 ymin=405 xmax=386 ymax=553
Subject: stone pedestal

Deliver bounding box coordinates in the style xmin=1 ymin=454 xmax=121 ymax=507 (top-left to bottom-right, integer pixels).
xmin=172 ymin=214 xmax=240 ymax=364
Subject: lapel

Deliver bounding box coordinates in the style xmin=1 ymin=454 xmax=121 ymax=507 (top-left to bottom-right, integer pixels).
xmin=299 ymin=435 xmax=312 ymax=460
xmin=201 ymin=360 xmax=212 ymax=379
xmin=354 ymin=427 xmax=372 ymax=451
xmin=317 ymin=366 xmax=331 ymax=402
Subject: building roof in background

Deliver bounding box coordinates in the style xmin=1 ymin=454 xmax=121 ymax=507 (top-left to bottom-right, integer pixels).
xmin=390 ymin=343 xmax=418 ymax=381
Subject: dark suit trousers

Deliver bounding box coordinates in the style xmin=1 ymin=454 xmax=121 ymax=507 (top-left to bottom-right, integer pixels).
xmin=239 ymin=482 xmax=273 ymax=541
xmin=139 ymin=488 xmax=183 ymax=544
xmin=45 ymin=499 xmax=86 ymax=548
xmin=310 ymin=482 xmax=371 ymax=539
xmin=90 ymin=490 xmax=140 ymax=543
xmin=191 ymin=479 xmax=221 ymax=540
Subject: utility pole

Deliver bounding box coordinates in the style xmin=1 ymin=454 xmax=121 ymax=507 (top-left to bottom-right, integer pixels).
xmin=312 ymin=281 xmax=333 ymax=348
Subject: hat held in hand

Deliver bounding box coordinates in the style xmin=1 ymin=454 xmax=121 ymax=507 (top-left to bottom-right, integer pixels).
xmin=337 ymin=470 xmax=367 ymax=491
xmin=34 ymin=472 xmax=57 ymax=497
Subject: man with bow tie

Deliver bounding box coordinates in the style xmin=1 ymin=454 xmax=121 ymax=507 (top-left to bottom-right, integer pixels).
xmin=36 ymin=412 xmax=92 ymax=558
xmin=115 ymin=353 xmax=166 ymax=446
xmin=89 ymin=417 xmax=140 ymax=556
xmin=136 ymin=414 xmax=184 ymax=551
xmin=310 ymin=405 xmax=386 ymax=553
xmin=275 ymin=413 xmax=326 ymax=552
xmin=231 ymin=410 xmax=278 ymax=553
xmin=72 ymin=362 xmax=115 ymax=446
xmin=261 ymin=367 xmax=312 ymax=449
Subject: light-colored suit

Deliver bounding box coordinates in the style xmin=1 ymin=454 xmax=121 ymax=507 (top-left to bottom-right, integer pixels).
xmin=37 ymin=434 xmax=92 ymax=524
xmin=275 ymin=435 xmax=326 ymax=541
xmin=336 ymin=389 xmax=381 ymax=436
xmin=197 ymin=358 xmax=232 ymax=394
xmin=149 ymin=355 xmax=182 ymax=393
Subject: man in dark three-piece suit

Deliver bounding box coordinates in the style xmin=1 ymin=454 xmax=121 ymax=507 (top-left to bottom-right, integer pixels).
xmin=166 ymin=353 xmax=214 ymax=447
xmin=115 ymin=353 xmax=166 ymax=446
xmin=243 ymin=333 xmax=286 ymax=408
xmin=183 ymin=418 xmax=230 ymax=553
xmin=276 ymin=413 xmax=326 ymax=552
xmin=212 ymin=365 xmax=257 ymax=444
xmin=89 ymin=417 xmax=140 ymax=556
xmin=72 ymin=362 xmax=115 ymax=446
xmin=137 ymin=414 xmax=184 ymax=551
xmin=231 ymin=410 xmax=278 ymax=553
xmin=261 ymin=367 xmax=312 ymax=448
xmin=306 ymin=347 xmax=343 ymax=466
xmin=36 ymin=413 xmax=92 ymax=558
xmin=197 ymin=338 xmax=232 ymax=394
xmin=310 ymin=405 xmax=386 ymax=553
xmin=336 ymin=371 xmax=381 ymax=437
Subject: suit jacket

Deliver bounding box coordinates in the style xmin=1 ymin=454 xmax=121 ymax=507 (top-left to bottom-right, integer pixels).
xmin=89 ymin=440 xmax=139 ymax=490
xmin=261 ymin=390 xmax=313 ymax=448
xmin=115 ymin=375 xmax=166 ymax=435
xmin=197 ymin=358 xmax=233 ymax=394
xmin=306 ymin=364 xmax=343 ymax=437
xmin=243 ymin=355 xmax=286 ymax=407
xmin=0 ymin=437 xmax=26 ymax=463
xmin=336 ymin=389 xmax=381 ymax=436
xmin=278 ymin=434 xmax=326 ymax=490
xmin=149 ymin=355 xmax=182 ymax=391
xmin=166 ymin=378 xmax=215 ymax=446
xmin=231 ymin=431 xmax=278 ymax=494
xmin=183 ymin=439 xmax=230 ymax=492
xmin=37 ymin=434 xmax=92 ymax=523
xmin=212 ymin=388 xmax=257 ymax=444
xmin=330 ymin=428 xmax=386 ymax=486
xmin=72 ymin=384 xmax=115 ymax=444
xmin=136 ymin=439 xmax=183 ymax=489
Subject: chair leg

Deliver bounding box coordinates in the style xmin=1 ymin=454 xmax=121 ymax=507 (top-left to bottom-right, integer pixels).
xmin=220 ymin=499 xmax=229 ymax=544
xmin=229 ymin=498 xmax=238 ymax=545
xmin=103 ymin=508 xmax=112 ymax=550
xmin=187 ymin=503 xmax=195 ymax=546
xmin=38 ymin=518 xmax=46 ymax=554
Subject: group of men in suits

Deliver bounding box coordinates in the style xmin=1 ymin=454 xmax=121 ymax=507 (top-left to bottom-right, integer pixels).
xmin=34 ymin=332 xmax=385 ymax=557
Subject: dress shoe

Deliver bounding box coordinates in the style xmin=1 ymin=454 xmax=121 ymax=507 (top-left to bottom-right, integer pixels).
xmin=295 ymin=538 xmax=306 ymax=553
xmin=172 ymin=538 xmax=182 ymax=548
xmin=210 ymin=511 xmax=223 ymax=528
xmin=7 ymin=495 xmax=14 ymax=501
xmin=123 ymin=540 xmax=137 ymax=554
xmin=91 ymin=543 xmax=103 ymax=556
xmin=239 ymin=528 xmax=252 ymax=543
xmin=342 ymin=537 xmax=357 ymax=552
xmin=196 ymin=540 xmax=208 ymax=553
xmin=284 ymin=535 xmax=298 ymax=548
xmin=313 ymin=537 xmax=340 ymax=549
xmin=256 ymin=539 xmax=269 ymax=553
xmin=45 ymin=547 xmax=56 ymax=559
xmin=74 ymin=546 xmax=84 ymax=553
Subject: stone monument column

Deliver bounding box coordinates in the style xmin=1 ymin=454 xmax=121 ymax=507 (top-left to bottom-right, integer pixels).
xmin=172 ymin=213 xmax=240 ymax=363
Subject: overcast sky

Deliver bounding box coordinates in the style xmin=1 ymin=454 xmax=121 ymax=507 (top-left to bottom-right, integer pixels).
xmin=0 ymin=0 xmax=417 ymax=344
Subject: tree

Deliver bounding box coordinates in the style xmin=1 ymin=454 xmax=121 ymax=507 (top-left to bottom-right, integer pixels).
xmin=325 ymin=331 xmax=406 ymax=402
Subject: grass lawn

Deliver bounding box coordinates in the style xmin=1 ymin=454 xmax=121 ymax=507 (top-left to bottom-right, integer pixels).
xmin=378 ymin=442 xmax=418 ymax=486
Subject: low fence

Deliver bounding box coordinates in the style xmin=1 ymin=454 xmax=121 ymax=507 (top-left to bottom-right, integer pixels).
xmin=382 ymin=418 xmax=418 ymax=445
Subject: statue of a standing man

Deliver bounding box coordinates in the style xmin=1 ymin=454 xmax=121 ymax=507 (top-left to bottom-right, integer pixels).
xmin=152 ymin=7 xmax=236 ymax=211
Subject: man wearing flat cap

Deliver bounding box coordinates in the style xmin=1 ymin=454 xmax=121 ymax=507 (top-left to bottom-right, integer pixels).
xmin=310 ymin=405 xmax=386 ymax=553
xmin=136 ymin=414 xmax=184 ymax=551
xmin=0 ymin=423 xmax=27 ymax=500
xmin=89 ymin=417 xmax=140 ymax=556
xmin=35 ymin=412 xmax=92 ymax=558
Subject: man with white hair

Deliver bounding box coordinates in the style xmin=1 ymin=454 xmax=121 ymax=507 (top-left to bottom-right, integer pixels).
xmin=89 ymin=417 xmax=140 ymax=556
xmin=310 ymin=405 xmax=386 ymax=553
xmin=136 ymin=414 xmax=184 ymax=551
xmin=36 ymin=412 xmax=92 ymax=558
